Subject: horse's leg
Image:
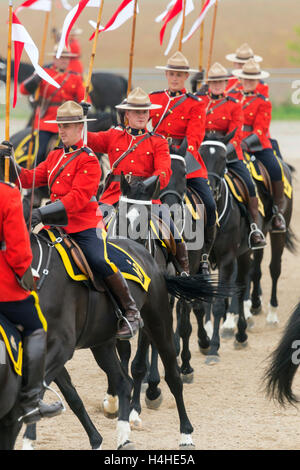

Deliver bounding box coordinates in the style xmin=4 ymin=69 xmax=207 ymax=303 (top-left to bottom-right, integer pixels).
xmin=234 ymin=251 xmax=251 ymax=348
xmin=0 ymin=420 xmax=22 ymax=450
xmin=206 ymin=261 xmax=234 ymax=364
xmin=90 ymin=341 xmax=134 ymax=450
xmin=116 ymin=339 xmax=131 ymax=376
xmin=192 ymin=300 xmax=210 ymax=355
xmin=251 ymin=247 xmax=264 ymax=315
xmin=266 ymin=232 xmax=286 ymax=326
xmin=145 ymin=345 xmax=163 ymax=410
xmin=176 ymin=299 xmax=194 ymax=383
xmin=130 ymin=329 xmax=151 ymax=430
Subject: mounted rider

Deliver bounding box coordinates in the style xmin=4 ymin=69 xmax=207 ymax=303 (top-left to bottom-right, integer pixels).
xmin=3 ymin=101 xmax=143 ymax=341
xmin=20 ymin=45 xmax=86 ymax=168
xmin=149 ymin=51 xmax=217 ymax=274
xmin=231 ymin=59 xmax=286 ymax=233
xmin=196 ymin=62 xmax=266 ymax=250
xmin=0 ymin=144 xmax=63 ymax=424
xmin=67 ymin=28 xmax=84 ymax=76
xmin=84 ymin=86 xmax=190 ymax=276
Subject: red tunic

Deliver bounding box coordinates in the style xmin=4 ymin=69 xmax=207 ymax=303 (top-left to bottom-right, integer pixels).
xmin=87 ymin=127 xmax=171 ymax=205
xmin=149 ymin=89 xmax=207 ymax=179
xmin=0 ymin=182 xmax=33 ymax=301
xmin=19 ymin=139 xmax=103 ymax=233
xmin=233 ymin=91 xmax=272 ymax=149
xmin=226 ymin=77 xmax=269 ymax=98
xmin=20 ymin=66 xmax=86 ymax=133
xmin=68 ymin=38 xmax=84 ymax=75
xmin=199 ymin=92 xmax=244 ymax=160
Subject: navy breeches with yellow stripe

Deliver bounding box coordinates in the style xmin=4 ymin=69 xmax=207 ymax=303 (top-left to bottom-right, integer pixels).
xmin=228 ymin=160 xmax=257 ymax=197
xmin=254 ymin=148 xmax=283 ymax=182
xmin=70 ymin=228 xmax=119 ymax=279
xmin=0 ymin=293 xmax=47 ymax=337
xmin=187 ymin=177 xmax=217 ymax=227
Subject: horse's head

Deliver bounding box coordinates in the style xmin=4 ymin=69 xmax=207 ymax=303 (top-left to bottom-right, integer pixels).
xmin=200 ymin=129 xmax=236 ymax=200
xmin=118 ymin=173 xmax=160 ymax=244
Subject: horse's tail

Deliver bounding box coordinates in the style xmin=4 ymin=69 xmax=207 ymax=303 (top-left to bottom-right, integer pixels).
xmin=263 ymin=301 xmax=300 ymax=406
xmin=163 ymin=273 xmax=239 ymax=304
xmin=285 ymin=226 xmax=297 ymax=254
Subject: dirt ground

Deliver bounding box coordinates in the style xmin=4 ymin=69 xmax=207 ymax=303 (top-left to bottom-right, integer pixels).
xmin=13 ymin=121 xmax=300 ymax=451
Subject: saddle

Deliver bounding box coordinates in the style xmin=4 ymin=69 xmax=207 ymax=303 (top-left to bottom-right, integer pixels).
xmin=184 ymin=186 xmax=207 ymax=226
xmin=225 ymin=168 xmax=265 ymax=217
xmin=151 ymin=212 xmax=177 ymax=256
xmin=246 ymin=157 xmax=273 ymax=195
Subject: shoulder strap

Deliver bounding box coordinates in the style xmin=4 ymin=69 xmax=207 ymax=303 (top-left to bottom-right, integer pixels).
xmin=206 ymin=97 xmax=229 ymax=116
xmin=49 ymin=148 xmax=82 ymax=191
xmin=242 ymin=95 xmax=259 ymax=110
xmin=111 ymin=132 xmax=153 ymax=171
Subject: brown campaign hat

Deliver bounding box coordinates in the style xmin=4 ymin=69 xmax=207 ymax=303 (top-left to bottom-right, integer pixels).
xmin=45 ymin=101 xmax=97 ymax=124
xmin=156 ymin=51 xmax=198 ymax=73
xmin=225 ymin=43 xmax=263 ymax=64
xmin=207 ymin=62 xmax=232 ymax=81
xmin=232 ymin=58 xmax=270 ymax=80
xmin=115 ymin=87 xmax=162 ymax=111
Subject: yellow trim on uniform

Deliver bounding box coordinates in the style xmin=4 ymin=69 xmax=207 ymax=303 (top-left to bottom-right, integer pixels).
xmin=30 ymin=290 xmax=48 ymax=333
xmin=224 ymin=174 xmax=244 ymax=202
xmin=0 ymin=324 xmax=23 ymax=376
xmin=149 ymin=220 xmax=167 ymax=247
xmin=107 ymin=241 xmax=151 ymax=292
xmin=184 ymin=194 xmax=200 ymax=220
xmin=47 ymin=230 xmax=88 ymax=281
xmin=14 ymin=130 xmax=39 ymax=166
xmin=101 ymin=229 xmax=119 ymax=273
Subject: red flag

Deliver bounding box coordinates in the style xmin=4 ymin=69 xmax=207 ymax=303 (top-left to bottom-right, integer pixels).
xmin=89 ymin=0 xmax=137 ymax=41
xmin=160 ymin=0 xmax=182 ymax=45
xmin=183 ymin=0 xmax=217 ymax=43
xmin=15 ymin=0 xmax=52 ymax=14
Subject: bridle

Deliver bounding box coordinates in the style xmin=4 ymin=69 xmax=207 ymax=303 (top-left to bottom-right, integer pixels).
xmin=200 ymin=140 xmax=227 ymax=203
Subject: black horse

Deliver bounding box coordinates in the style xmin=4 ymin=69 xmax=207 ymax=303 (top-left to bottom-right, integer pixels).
xmin=264 ymin=301 xmax=300 ymax=406
xmin=247 ymin=157 xmax=295 ymax=326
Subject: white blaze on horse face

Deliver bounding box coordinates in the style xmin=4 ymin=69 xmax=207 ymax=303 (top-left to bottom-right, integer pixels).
xmin=209 ymin=147 xmax=216 ymax=154
xmin=127 ymin=207 xmax=140 ymax=230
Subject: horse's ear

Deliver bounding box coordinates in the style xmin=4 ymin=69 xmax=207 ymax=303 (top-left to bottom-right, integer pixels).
xmin=223 ymin=128 xmax=237 ymax=145
xmin=143 ymin=175 xmax=160 ymax=199
xmin=120 ymin=171 xmax=130 ymax=196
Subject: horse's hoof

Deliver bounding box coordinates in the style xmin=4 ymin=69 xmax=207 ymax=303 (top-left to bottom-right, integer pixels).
xmin=205 ymin=355 xmax=220 ymax=365
xmin=103 ymin=410 xmax=118 ymax=419
xmin=181 ymin=372 xmax=194 ymax=384
xmin=266 ymin=305 xmax=279 ymax=326
xmin=141 ymin=382 xmax=148 ymax=393
xmin=234 ymin=339 xmax=248 ymax=350
xmin=22 ymin=438 xmax=35 ymax=450
xmin=221 ymin=328 xmax=235 ymax=339
xmin=92 ymin=444 xmax=103 ymax=450
xmin=246 ymin=316 xmax=255 ymax=330
xmin=117 ymin=440 xmax=135 ymax=451
xmin=129 ymin=409 xmax=142 ymax=430
xmin=145 ymin=392 xmax=163 ymax=410
xmin=179 ymin=434 xmax=195 ymax=449
xmin=179 ymin=444 xmax=196 ymax=450
xmin=199 ymin=345 xmax=210 ymax=356
xmin=250 ymin=305 xmax=262 ymax=315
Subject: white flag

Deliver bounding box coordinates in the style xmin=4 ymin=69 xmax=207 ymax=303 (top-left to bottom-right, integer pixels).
xmin=164 ymin=0 xmax=194 ymax=55
xmin=183 ymin=0 xmax=217 ymax=43
xmin=15 ymin=0 xmax=52 ymax=14
xmin=89 ymin=0 xmax=138 ymax=40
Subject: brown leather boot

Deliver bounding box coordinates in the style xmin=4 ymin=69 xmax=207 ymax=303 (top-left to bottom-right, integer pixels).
xmin=271 ymin=180 xmax=286 ymax=233
xmin=247 ymin=196 xmax=267 ymax=249
xmin=175 ymin=241 xmax=190 ymax=276
xmin=105 ymin=270 xmax=143 ymax=340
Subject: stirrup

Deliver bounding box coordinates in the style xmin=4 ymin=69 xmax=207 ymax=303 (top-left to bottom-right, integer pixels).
xmin=199 ymin=253 xmax=210 ymax=275
xmin=248 ymin=223 xmax=267 ymax=250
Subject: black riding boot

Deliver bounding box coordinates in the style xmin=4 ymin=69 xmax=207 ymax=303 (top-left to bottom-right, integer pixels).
xmin=247 ymin=196 xmax=267 ymax=250
xmin=199 ymin=224 xmax=217 ymax=275
xmin=271 ymin=180 xmax=286 ymax=233
xmin=19 ymin=329 xmax=64 ymax=424
xmin=105 ymin=270 xmax=143 ymax=340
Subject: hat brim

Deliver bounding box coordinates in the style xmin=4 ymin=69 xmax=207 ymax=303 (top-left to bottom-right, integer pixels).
xmin=156 ymin=66 xmax=199 ymax=73
xmin=47 ymin=52 xmax=77 ymax=58
xmin=44 ymin=118 xmax=98 ymax=124
xmin=232 ymin=69 xmax=270 ymax=80
xmin=115 ymin=103 xmax=162 ymax=111
xmin=225 ymin=53 xmax=263 ymax=63
xmin=207 ymin=75 xmax=233 ymax=81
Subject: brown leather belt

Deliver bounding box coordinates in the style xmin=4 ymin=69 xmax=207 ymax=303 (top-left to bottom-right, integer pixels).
xmin=242 ymin=125 xmax=253 ymax=132
xmin=167 ymin=137 xmax=183 ymax=146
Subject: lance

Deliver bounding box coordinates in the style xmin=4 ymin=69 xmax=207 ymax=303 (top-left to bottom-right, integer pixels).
xmin=83 ymin=0 xmax=105 ymax=144
xmin=5 ymin=0 xmax=13 ymax=183
xmin=26 ymin=8 xmax=51 ymax=169
xmin=198 ymin=0 xmax=205 ymax=73
xmin=127 ymin=0 xmax=138 ymax=96
xmin=206 ymin=0 xmax=218 ymax=77
xmin=178 ymin=0 xmax=187 ymax=52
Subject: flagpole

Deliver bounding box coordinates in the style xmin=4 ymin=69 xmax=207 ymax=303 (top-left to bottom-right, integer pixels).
xmin=198 ymin=0 xmax=205 ymax=72
xmin=127 ymin=0 xmax=138 ymax=96
xmin=84 ymin=0 xmax=105 ymax=102
xmin=178 ymin=0 xmax=187 ymax=51
xmin=206 ymin=0 xmax=218 ymax=77
xmin=5 ymin=0 xmax=13 ymax=182
xmin=27 ymin=9 xmax=50 ymax=169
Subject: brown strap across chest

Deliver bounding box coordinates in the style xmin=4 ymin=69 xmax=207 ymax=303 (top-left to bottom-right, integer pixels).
xmin=153 ymin=94 xmax=189 ymax=132
xmin=49 ymin=149 xmax=82 ymax=191
xmin=206 ymin=98 xmax=228 ymax=116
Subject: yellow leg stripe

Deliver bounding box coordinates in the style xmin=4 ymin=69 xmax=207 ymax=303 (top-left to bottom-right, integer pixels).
xmin=30 ymin=290 xmax=48 ymax=333
xmin=0 ymin=324 xmax=23 ymax=376
xmin=101 ymin=229 xmax=118 ymax=273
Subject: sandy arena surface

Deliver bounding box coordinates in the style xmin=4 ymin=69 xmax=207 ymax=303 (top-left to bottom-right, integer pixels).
xmin=11 ymin=121 xmax=300 ymax=451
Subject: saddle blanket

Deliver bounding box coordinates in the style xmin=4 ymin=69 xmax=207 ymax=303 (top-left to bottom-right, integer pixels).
xmin=0 ymin=313 xmax=23 ymax=376
xmin=224 ymin=173 xmax=265 ymax=217
xmin=46 ymin=229 xmax=151 ymax=292
xmin=247 ymin=155 xmax=292 ymax=200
